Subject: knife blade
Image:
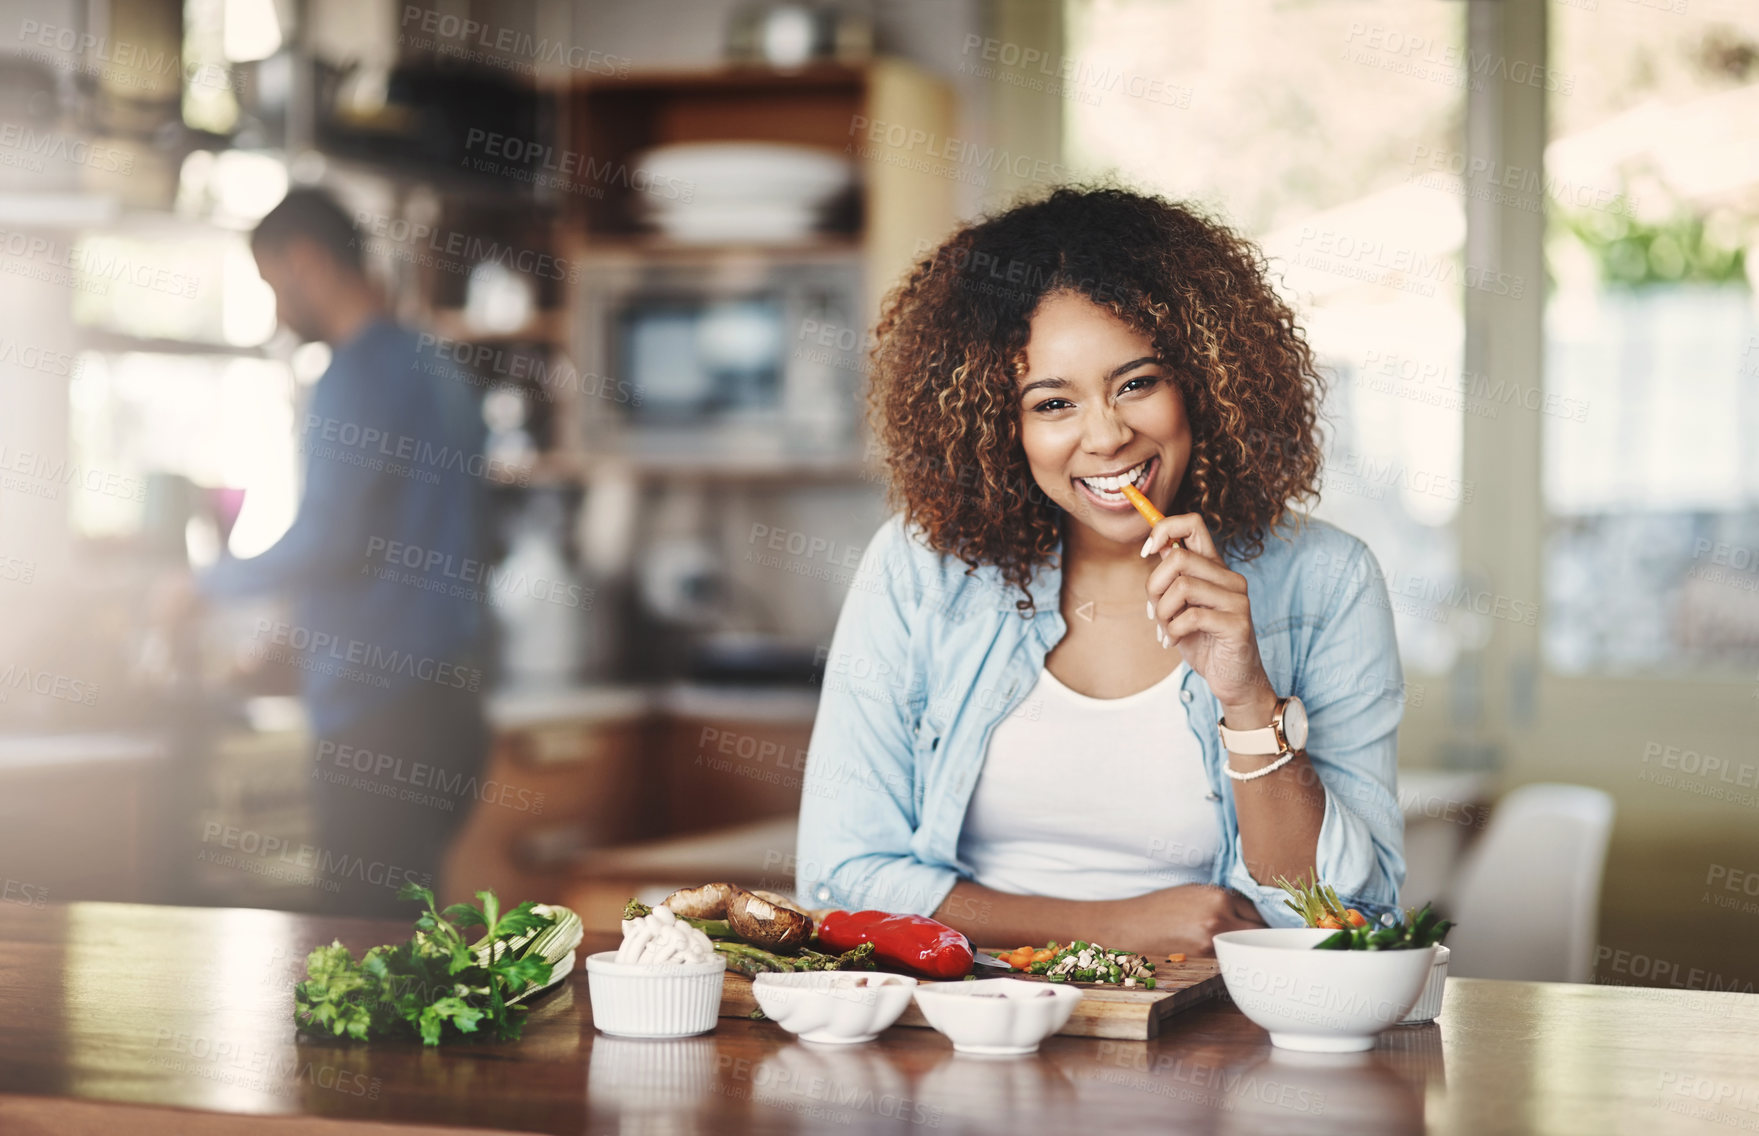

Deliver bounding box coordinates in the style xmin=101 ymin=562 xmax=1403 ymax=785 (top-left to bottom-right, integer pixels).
xmin=971 ymin=951 xmax=1012 ymax=970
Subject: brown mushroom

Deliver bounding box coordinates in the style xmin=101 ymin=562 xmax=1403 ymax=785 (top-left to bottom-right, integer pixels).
xmin=663 ymin=882 xmax=737 ymax=920
xmin=726 ymin=888 xmax=812 ymax=951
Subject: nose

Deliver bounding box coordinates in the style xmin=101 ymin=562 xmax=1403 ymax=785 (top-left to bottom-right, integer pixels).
xmin=1078 ymin=400 xmax=1132 ymax=456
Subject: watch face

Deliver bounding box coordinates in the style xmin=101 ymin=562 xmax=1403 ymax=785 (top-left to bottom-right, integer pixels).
xmin=1283 ymin=696 xmax=1309 ymax=750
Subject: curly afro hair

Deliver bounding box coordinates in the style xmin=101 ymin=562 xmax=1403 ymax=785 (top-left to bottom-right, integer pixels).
xmin=867 ymin=185 xmax=1325 ymax=613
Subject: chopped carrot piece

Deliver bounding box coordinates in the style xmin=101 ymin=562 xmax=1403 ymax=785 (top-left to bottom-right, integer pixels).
xmin=1166 ymin=953 xmax=1187 ymax=963
xmin=1033 ymin=949 xmax=1054 ymax=963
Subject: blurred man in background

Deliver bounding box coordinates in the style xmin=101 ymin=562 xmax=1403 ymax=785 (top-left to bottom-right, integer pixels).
xmin=161 ymin=188 xmax=491 ymax=916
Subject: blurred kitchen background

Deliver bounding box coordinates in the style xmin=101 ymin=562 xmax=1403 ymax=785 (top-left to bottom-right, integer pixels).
xmin=0 ymin=0 xmax=1755 ymax=989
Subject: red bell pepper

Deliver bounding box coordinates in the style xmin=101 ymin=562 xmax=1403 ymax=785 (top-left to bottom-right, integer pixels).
xmin=815 ymin=910 xmax=974 ymax=980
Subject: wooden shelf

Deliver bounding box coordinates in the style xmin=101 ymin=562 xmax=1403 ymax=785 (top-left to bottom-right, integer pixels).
xmin=427 ymin=308 xmax=568 ymax=346
xmin=486 ymin=447 xmax=874 ymax=488
xmin=571 ymin=63 xmax=868 ymax=93
xmin=564 ymin=64 xmax=873 ymax=241
xmin=565 ymin=234 xmax=864 ymax=263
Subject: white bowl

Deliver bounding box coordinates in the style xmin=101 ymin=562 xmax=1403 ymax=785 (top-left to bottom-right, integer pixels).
xmin=634 ymin=141 xmax=854 ymax=206
xmin=1213 ymin=928 xmax=1436 ymax=1052
xmin=585 ymin=951 xmax=727 ymax=1039
xmin=751 ymin=971 xmax=918 ymax=1044
xmin=1398 ymin=945 xmax=1450 ymax=1024
xmin=645 ymin=202 xmax=823 ymax=244
xmin=911 ymin=978 xmax=1083 ymax=1056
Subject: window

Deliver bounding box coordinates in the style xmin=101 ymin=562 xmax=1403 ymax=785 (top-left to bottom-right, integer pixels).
xmin=1543 ymin=1 xmax=1759 ymax=674
xmin=1065 ymin=0 xmax=1470 ymax=673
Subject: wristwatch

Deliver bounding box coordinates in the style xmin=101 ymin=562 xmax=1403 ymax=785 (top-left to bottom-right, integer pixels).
xmin=1217 ymin=695 xmax=1308 ymax=758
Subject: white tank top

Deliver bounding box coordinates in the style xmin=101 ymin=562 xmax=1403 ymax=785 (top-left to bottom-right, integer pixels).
xmin=955 ymin=662 xmax=1221 ymax=901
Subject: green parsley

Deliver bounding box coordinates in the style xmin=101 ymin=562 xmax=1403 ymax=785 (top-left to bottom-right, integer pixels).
xmin=293 ymin=883 xmax=579 ymax=1046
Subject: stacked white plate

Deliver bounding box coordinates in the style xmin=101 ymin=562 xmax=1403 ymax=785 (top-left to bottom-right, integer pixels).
xmin=633 ymin=141 xmax=855 ymax=243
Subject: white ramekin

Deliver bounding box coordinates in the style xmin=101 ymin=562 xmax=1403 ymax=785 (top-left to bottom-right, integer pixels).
xmin=751 ymin=971 xmax=919 ymax=1044
xmin=912 ymin=978 xmax=1084 ymax=1056
xmin=1398 ymin=945 xmax=1450 ymax=1024
xmin=585 ymin=951 xmax=727 ymax=1038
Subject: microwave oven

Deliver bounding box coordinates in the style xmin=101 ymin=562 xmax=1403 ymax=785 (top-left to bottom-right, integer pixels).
xmin=573 ymin=250 xmax=865 ymax=449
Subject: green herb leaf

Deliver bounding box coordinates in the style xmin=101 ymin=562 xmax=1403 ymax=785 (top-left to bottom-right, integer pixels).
xmin=442 ymin=902 xmax=488 ymax=930
xmin=476 ymin=891 xmax=500 ymax=933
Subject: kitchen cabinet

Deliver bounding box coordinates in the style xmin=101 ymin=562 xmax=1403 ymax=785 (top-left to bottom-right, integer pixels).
xmin=442 ymin=687 xmax=657 ymax=908
xmin=654 ymin=685 xmax=817 ymax=834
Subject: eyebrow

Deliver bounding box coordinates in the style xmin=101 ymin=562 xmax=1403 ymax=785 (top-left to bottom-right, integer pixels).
xmin=1018 ymin=356 xmax=1163 ymax=398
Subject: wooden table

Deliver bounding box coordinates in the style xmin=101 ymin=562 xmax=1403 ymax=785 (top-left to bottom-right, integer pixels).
xmin=2 ymin=904 xmax=1758 ymax=1135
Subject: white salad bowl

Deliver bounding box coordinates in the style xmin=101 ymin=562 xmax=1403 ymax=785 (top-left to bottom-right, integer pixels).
xmin=585 ymin=951 xmax=727 ymax=1039
xmin=912 ymin=978 xmax=1084 ymax=1056
xmin=1213 ymin=928 xmax=1436 ymax=1052
xmin=751 ymin=971 xmax=919 ymax=1044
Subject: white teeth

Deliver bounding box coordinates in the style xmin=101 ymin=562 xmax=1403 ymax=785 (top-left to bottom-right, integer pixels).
xmin=1078 ymin=460 xmax=1149 ymax=495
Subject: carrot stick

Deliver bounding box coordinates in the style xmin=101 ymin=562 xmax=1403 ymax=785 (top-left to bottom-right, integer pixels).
xmin=1122 ymin=484 xmax=1183 ymax=551
xmin=1120 ymin=483 xmax=1164 ymax=525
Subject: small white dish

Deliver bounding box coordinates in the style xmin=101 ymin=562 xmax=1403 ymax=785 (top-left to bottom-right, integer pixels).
xmin=585 ymin=951 xmax=727 ymax=1039
xmin=751 ymin=971 xmax=918 ymax=1044
xmin=1213 ymin=928 xmax=1435 ymax=1052
xmin=911 ymin=978 xmax=1083 ymax=1056
xmin=1399 ymin=945 xmax=1450 ymax=1024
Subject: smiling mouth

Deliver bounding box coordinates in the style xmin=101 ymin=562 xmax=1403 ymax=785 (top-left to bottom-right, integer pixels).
xmin=1074 ymin=457 xmax=1155 ymax=506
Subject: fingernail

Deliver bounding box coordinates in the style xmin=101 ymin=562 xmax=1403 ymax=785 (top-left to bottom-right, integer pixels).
xmin=1145 ymin=600 xmax=1155 ymax=620
xmin=1140 ymin=536 xmax=1155 ymax=557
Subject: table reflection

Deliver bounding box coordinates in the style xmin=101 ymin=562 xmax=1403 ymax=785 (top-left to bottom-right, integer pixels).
xmin=1214 ymin=1043 xmax=1434 ymax=1135
xmin=917 ymin=1047 xmax=1084 ymax=1127
xmin=749 ymin=1039 xmax=923 ymax=1127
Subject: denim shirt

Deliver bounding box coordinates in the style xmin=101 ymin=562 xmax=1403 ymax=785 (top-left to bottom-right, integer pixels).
xmin=794 ymin=512 xmax=1408 ymax=929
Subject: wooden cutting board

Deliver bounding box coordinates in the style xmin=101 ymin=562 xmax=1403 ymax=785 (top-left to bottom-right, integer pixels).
xmin=719 ymin=955 xmax=1225 ymax=1041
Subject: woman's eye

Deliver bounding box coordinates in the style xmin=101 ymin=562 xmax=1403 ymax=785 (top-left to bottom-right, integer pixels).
xmin=1031 ymin=399 xmax=1074 ymax=413
xmin=1119 ymin=375 xmax=1160 ymax=395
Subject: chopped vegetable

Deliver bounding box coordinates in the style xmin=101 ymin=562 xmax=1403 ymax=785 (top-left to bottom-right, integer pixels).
xmin=293 ymin=884 xmax=580 ymax=1046
xmin=1021 ymin=940 xmax=1156 ymax=986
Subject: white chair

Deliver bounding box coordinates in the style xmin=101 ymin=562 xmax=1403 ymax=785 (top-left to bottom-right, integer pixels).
xmin=1442 ymin=783 xmax=1615 ymax=983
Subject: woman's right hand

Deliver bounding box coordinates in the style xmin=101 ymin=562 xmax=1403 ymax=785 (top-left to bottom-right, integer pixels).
xmin=1105 ymin=884 xmax=1266 ymax=957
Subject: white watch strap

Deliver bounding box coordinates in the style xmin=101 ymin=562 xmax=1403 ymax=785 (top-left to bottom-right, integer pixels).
xmin=1217 ymin=720 xmax=1280 ymax=756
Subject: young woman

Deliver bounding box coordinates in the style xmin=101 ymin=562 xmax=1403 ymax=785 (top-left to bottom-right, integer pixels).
xmin=796 ymin=187 xmax=1406 ymax=957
